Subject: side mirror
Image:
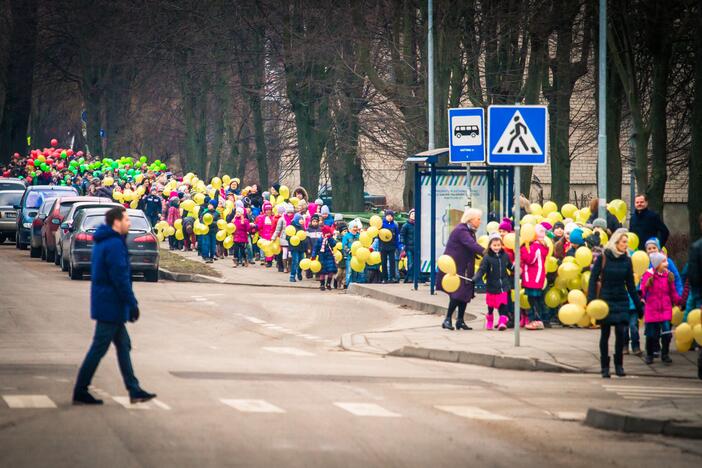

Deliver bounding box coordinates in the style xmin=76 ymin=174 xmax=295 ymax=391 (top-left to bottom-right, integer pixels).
xmin=37 ymin=214 xmax=47 ymax=220
xmin=13 ymin=204 xmax=20 ymax=210
xmin=60 ymin=222 xmax=72 ymax=231
xmin=51 ymin=218 xmax=61 ymax=225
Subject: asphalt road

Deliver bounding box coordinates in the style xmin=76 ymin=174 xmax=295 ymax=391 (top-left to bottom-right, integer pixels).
xmin=1 ymin=243 xmax=701 ymax=467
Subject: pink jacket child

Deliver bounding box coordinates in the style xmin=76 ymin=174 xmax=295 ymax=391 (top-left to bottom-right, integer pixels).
xmin=233 ymin=214 xmax=251 ymax=244
xmin=255 ymin=202 xmax=276 ymax=241
xmin=166 ymin=197 xmax=181 ymax=226
xmin=640 ymin=266 xmax=682 ymax=324
xmin=520 ymin=239 xmax=549 ymax=290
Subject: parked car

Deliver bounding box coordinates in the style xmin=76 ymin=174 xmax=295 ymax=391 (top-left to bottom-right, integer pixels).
xmin=40 ymin=196 xmax=107 ymax=263
xmin=30 ymin=200 xmax=55 ymax=257
xmin=56 ymin=200 xmax=120 ymax=270
xmin=0 ymin=177 xmax=26 ymax=191
xmin=0 ymin=190 xmax=23 ymax=244
xmin=65 ymin=208 xmax=159 ymax=281
xmin=15 ymin=185 xmax=78 ymax=253
xmin=317 ymin=185 xmax=387 ymax=211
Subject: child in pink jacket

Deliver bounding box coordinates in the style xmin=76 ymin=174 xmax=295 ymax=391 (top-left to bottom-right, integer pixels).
xmin=640 ymin=252 xmax=682 ymax=365
xmin=255 ymin=201 xmax=276 ymax=267
xmin=232 ymin=208 xmax=251 ymax=267
xmin=521 ymin=225 xmax=550 ymax=330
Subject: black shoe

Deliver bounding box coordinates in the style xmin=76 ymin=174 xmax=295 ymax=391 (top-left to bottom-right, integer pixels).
xmin=543 ymin=321 xmax=552 ymax=329
xmin=632 ymin=347 xmax=642 ymax=357
xmin=661 ymin=354 xmax=672 ymax=364
xmin=644 ymin=355 xmax=654 ymax=365
xmin=455 ymin=321 xmax=472 ymax=330
xmin=601 ymin=357 xmax=610 ymax=378
xmin=615 ymin=365 xmax=626 ymax=377
xmin=73 ymin=392 xmax=104 ymax=405
xmin=326 ymin=284 xmax=332 ymax=290
xmin=320 ymin=284 xmax=326 ymax=291
xmin=442 ymin=319 xmax=454 ymax=330
xmin=130 ymin=389 xmax=157 ymax=404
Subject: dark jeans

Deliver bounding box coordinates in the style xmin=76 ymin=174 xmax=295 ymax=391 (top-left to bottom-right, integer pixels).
xmin=525 ymin=289 xmax=546 ymax=322
xmin=74 ymin=321 xmax=140 ymax=397
xmin=404 ymin=250 xmax=414 ymax=282
xmin=644 ymin=321 xmax=671 ymax=357
xmin=233 ymin=242 xmax=247 ymax=263
xmin=381 ymin=250 xmax=396 ymax=282
xmin=600 ymin=323 xmax=627 ymax=368
xmin=624 ymin=311 xmax=641 ymax=351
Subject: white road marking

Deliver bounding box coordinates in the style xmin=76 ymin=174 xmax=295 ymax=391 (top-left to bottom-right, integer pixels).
xmin=299 ymin=334 xmax=322 ymax=340
xmin=191 ymin=297 xmax=207 ymax=302
xmin=3 ymin=395 xmax=57 ymax=409
xmin=152 ymin=399 xmax=172 ymax=410
xmin=603 ymin=385 xmax=702 ymax=400
xmin=33 ymin=376 xmax=48 ymax=380
xmin=262 ymin=347 xmax=315 ymax=357
xmin=392 ymin=383 xmax=479 ymax=391
xmin=112 ymin=396 xmax=151 ymax=410
xmin=435 ymin=406 xmax=511 ymax=421
xmin=555 ymin=411 xmax=586 ymax=421
xmin=244 ymin=316 xmax=266 ymax=324
xmin=334 ymin=402 xmax=401 ymax=417
xmin=220 ymin=399 xmax=285 ymax=413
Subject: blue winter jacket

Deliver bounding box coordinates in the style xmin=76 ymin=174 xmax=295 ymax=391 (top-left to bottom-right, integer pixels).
xmin=379 ymin=218 xmax=400 ymax=252
xmin=90 ymin=224 xmax=138 ymax=323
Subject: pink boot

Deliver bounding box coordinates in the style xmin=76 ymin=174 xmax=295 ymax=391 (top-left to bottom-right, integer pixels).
xmin=485 ymin=314 xmax=494 ymax=330
xmin=497 ymin=315 xmax=508 ymax=331
xmin=519 ymin=313 xmax=527 ymax=328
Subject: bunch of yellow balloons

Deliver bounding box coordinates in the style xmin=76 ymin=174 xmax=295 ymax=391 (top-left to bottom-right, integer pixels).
xmin=674 ymin=308 xmax=702 ymax=352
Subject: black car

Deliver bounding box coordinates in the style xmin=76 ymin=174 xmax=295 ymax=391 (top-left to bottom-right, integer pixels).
xmin=65 ymin=208 xmax=159 ymax=281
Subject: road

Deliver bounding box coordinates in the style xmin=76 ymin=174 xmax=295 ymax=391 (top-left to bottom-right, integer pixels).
xmin=0 ymin=243 xmax=700 ymax=467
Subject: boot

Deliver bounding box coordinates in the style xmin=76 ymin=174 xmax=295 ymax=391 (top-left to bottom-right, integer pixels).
xmin=485 ymin=314 xmax=494 ymax=330
xmin=614 ymin=353 xmax=626 ymax=377
xmin=442 ymin=319 xmax=454 ymax=330
xmin=661 ymin=335 xmax=672 ymax=363
xmin=601 ymin=356 xmax=611 ymax=378
xmin=645 ymin=338 xmax=655 ymax=364
xmin=320 ymin=281 xmax=326 ymax=291
xmin=497 ymin=315 xmax=508 ymax=331
xmin=326 ymin=278 xmax=332 ymax=290
xmin=455 ymin=321 xmax=472 ymax=330
xmin=285 ymin=258 xmax=291 ymax=273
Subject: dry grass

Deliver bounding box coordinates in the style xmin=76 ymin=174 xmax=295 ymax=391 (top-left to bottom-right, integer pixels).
xmin=159 ymin=249 xmax=222 ymax=278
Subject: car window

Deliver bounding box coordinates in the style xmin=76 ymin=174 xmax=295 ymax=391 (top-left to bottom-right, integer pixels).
xmin=39 ymin=202 xmax=54 ymax=215
xmin=80 ymin=215 xmax=105 ymax=231
xmin=129 ymin=216 xmax=150 ymax=231
xmin=59 ymin=201 xmax=78 ymax=218
xmin=0 ymin=181 xmax=24 ymax=190
xmin=0 ymin=192 xmax=22 ymax=206
xmin=23 ymin=188 xmax=76 ymax=209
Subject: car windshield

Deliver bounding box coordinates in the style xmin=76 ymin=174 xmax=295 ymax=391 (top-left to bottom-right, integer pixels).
xmin=24 ymin=189 xmax=75 ymax=209
xmin=129 ymin=216 xmax=150 ymax=232
xmin=0 ymin=192 xmax=22 ymax=206
xmin=81 ymin=215 xmax=105 ymax=231
xmin=0 ymin=181 xmax=24 ymax=190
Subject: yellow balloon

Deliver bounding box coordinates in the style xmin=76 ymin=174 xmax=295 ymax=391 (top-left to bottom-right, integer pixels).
xmin=676 ymin=337 xmax=693 ymax=352
xmin=289 ymin=235 xmax=300 ymax=246
xmin=165 ymin=226 xmax=175 ymax=236
xmin=113 ymin=191 xmax=124 ymax=202
xmin=686 ymin=308 xmax=701 ymax=327
xmin=157 ymin=232 xmax=165 ymax=242
xmin=366 ymin=226 xmax=379 ymax=238
xmin=216 ymin=230 xmax=227 ymax=242
xmin=203 ymin=213 xmax=213 ymax=225
xmin=334 ymin=250 xmax=342 ymax=263
xmin=130 ymin=200 xmax=139 ymax=209
xmin=437 ymin=255 xmax=457 ymax=275
xmin=334 ymin=242 xmax=342 ymax=251
xmin=194 ymin=193 xmax=205 ymax=205
xmin=174 ymin=219 xmax=183 ymax=230
xmin=546 ymin=256 xmax=559 ymax=273
xmin=519 ymin=292 xmax=530 ymax=309
xmin=575 ymin=246 xmax=593 ymax=268
xmin=576 ymin=208 xmax=591 ymax=224
xmin=441 ymin=274 xmax=461 ymax=293
xmin=297 ymin=230 xmax=307 ymax=241
xmin=368 ymin=251 xmax=381 ymax=265
xmin=542 ymin=201 xmax=558 ymax=216
xmin=299 ymin=258 xmax=311 ymax=270
xmin=175 ymin=229 xmax=184 ymax=241
xmin=478 ymin=235 xmax=489 ymax=249
xmin=285 ymin=225 xmax=297 ymax=237
xmin=581 ymin=270 xmax=591 ymax=291
xmin=672 ymin=306 xmax=684 ymax=326
xmin=631 ymin=250 xmax=649 ymax=278
xmin=103 ymin=176 xmax=114 ymax=186
xmin=211 ymin=177 xmax=222 ymax=189
xmin=520 ymin=224 xmax=535 ymax=244
xmin=379 ymin=228 xmax=392 ymax=242
xmin=545 ymin=288 xmax=562 ymax=308
xmin=486 ymin=221 xmax=499 ymax=234
xmin=503 ymin=233 xmax=515 ymax=250
xmin=200 ymin=224 xmax=209 ymax=235
xmin=547 ymin=211 xmax=563 ymax=225
xmin=222 ymin=175 xmax=231 ymax=186
xmin=359 ymin=231 xmax=372 ymax=248
xmin=558 ymin=262 xmax=581 ymax=281
xmin=370 ymin=215 xmax=382 ymax=229
xmin=217 ymin=219 xmax=227 ymax=231
xmin=529 ymin=203 xmax=542 ymax=216
xmin=627 ymin=232 xmax=640 ymax=251
xmin=567 ymin=275 xmax=582 ymax=291
xmin=356 ymin=247 xmax=370 ymax=263
xmin=568 ymin=289 xmax=587 ymax=307
xmin=226 ymin=223 xmax=236 ymax=234
xmin=181 ymin=199 xmax=195 ymax=212
xmin=279 ymin=185 xmax=290 ymax=199
xmin=310 ymin=260 xmax=322 ymax=273
xmin=586 ymin=299 xmax=609 ymax=320
xmin=558 ymin=303 xmax=585 ymax=325
xmin=561 ymin=203 xmax=577 ymax=219
xmin=577 ymin=312 xmax=592 ymax=328
xmin=693 ymin=324 xmax=702 ymax=346
xmin=562 ymin=256 xmax=576 ymax=264
xmin=521 ymin=214 xmax=537 ymax=226
xmin=676 ymin=323 xmax=694 ymax=343
xmin=351 ymin=240 xmax=362 ymax=256
xmin=350 ymin=257 xmax=366 ymax=272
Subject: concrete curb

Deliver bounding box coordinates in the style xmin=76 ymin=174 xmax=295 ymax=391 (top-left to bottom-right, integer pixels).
xmin=584 ymin=408 xmax=702 ymax=439
xmin=159 ymin=267 xmax=320 ymax=290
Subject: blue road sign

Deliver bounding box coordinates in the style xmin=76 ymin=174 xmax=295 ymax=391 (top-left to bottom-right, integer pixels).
xmin=448 ymin=107 xmax=485 ymax=163
xmin=487 ymin=105 xmax=548 ymax=165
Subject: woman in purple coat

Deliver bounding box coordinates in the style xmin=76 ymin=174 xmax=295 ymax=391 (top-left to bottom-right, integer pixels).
xmin=436 ymin=208 xmax=484 ymax=330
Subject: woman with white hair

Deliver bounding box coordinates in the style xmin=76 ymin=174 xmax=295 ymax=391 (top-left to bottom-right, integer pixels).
xmin=587 ymin=228 xmax=643 ymax=378
xmin=436 ymin=208 xmax=485 ymax=330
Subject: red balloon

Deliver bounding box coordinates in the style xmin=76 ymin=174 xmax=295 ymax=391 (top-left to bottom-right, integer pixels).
xmin=27 ymin=159 xmax=34 ymax=166
xmin=2 ymin=170 xmax=10 ymax=177
xmin=66 ymin=149 xmax=73 ymax=156
xmin=43 ymin=149 xmax=50 ymax=156
xmin=50 ymin=138 xmax=58 ymax=147
xmin=57 ymin=163 xmax=64 ymax=170
xmin=76 ymin=151 xmax=84 ymax=157
xmin=13 ymin=152 xmax=20 ymax=159
xmin=25 ymin=176 xmax=32 ymax=183
xmin=46 ymin=158 xmax=54 ymax=165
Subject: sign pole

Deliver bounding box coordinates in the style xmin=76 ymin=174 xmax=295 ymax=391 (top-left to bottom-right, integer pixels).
xmin=597 ymin=0 xmax=607 ymax=220
xmin=513 ymin=166 xmax=521 ymax=347
xmin=465 ymin=163 xmax=472 ymax=208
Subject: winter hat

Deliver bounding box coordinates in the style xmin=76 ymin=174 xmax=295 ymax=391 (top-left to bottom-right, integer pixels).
xmin=276 ymin=204 xmax=286 ymax=215
xmin=593 ymin=218 xmax=607 ymax=230
xmin=498 ymin=217 xmax=513 ymax=232
xmin=314 ymin=198 xmax=324 ymax=206
xmin=272 ymin=183 xmax=281 ymax=194
xmin=321 ymin=205 xmax=330 ymax=216
xmin=293 ymin=213 xmax=303 ymax=224
xmin=263 ymin=201 xmax=272 ymax=211
xmin=334 ymin=213 xmax=344 ymax=222
xmin=570 ymin=227 xmax=584 ymax=245
xmin=553 ymin=221 xmax=565 ymax=230
xmin=385 ymin=209 xmax=395 ymax=217
xmin=262 ymin=191 xmax=270 ymax=200
xmin=235 ymin=200 xmax=244 ymax=209
xmin=408 ymin=208 xmax=415 ymax=217
xmin=488 ymin=232 xmax=502 ymax=244
xmin=285 ymin=204 xmax=295 ymax=214
xmin=645 ymin=237 xmax=661 ymax=250
xmin=535 ymin=224 xmax=546 ymax=241
xmin=310 ymin=214 xmax=320 ymax=222
xmin=233 ymin=178 xmax=240 ymax=185
xmin=540 ymin=221 xmax=553 ymax=231
xmin=235 ymin=207 xmax=244 ymax=215
xmin=564 ymin=222 xmax=578 ymax=235
xmin=322 ymin=225 xmax=334 ymax=237
xmin=649 ymin=252 xmax=666 ymax=269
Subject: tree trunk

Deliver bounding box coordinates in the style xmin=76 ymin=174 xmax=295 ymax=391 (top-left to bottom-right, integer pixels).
xmin=690 ymin=7 xmax=702 ymax=241
xmin=0 ymin=0 xmax=38 ymax=163
xmin=179 ymin=63 xmax=208 ymax=178
xmin=103 ymin=71 xmax=133 ymax=157
xmin=646 ymin=41 xmax=672 ymax=215
xmin=605 ymin=58 xmax=623 ymax=200
xmin=208 ymin=65 xmax=228 ymax=179
xmin=82 ymin=83 xmax=103 ymax=157
xmin=521 ymin=32 xmax=548 ymax=193
xmin=248 ymin=90 xmax=268 ymax=190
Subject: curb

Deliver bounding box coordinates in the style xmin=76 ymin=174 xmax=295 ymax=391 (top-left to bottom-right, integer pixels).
xmin=159 ymin=267 xmax=321 ymax=290
xmin=584 ymin=408 xmax=702 ymax=439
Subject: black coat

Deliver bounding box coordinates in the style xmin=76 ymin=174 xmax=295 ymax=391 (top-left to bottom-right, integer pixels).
xmin=400 ymin=221 xmax=415 ymax=250
xmin=689 ymin=237 xmax=702 ymax=291
xmin=587 ymin=249 xmax=643 ymax=325
xmin=629 ymin=208 xmax=670 ymax=249
xmin=473 ymin=250 xmax=513 ymax=294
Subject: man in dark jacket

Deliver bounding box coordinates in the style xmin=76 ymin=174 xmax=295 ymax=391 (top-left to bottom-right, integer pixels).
xmin=379 ymin=210 xmax=400 ymax=283
xmin=400 ymin=209 xmax=416 ymax=283
xmin=629 ymin=194 xmax=669 ymax=249
xmin=73 ymin=206 xmax=156 ymax=405
xmin=142 ymin=188 xmax=163 ymax=227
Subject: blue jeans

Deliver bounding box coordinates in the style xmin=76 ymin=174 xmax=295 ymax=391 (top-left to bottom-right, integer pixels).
xmin=290 ymin=250 xmax=303 ymax=280
xmin=404 ymin=250 xmax=414 ymax=282
xmin=626 ymin=311 xmax=641 ymax=350
xmin=202 ymin=233 xmax=216 ymax=259
xmin=345 ymin=257 xmax=365 ymax=285
xmin=74 ymin=321 xmax=140 ymax=397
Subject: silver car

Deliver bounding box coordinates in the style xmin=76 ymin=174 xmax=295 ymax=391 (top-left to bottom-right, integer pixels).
xmin=0 ymin=190 xmax=23 ymax=244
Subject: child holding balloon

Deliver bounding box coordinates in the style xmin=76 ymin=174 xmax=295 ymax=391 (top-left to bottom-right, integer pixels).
xmin=473 ymin=233 xmax=513 ymax=330
xmin=521 ymin=225 xmax=550 ymax=330
xmin=312 ymin=225 xmax=338 ymax=291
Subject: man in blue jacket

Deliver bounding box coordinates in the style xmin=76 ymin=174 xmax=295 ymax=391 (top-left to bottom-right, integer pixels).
xmin=73 ymin=206 xmax=156 ymax=405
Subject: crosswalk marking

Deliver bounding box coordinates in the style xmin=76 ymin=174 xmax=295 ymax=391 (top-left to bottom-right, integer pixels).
xmin=220 ymin=399 xmax=285 ymax=413
xmin=2 ymin=395 xmax=57 ymax=409
xmin=603 ymin=385 xmax=702 ymax=400
xmin=152 ymin=399 xmax=172 ymax=410
xmin=334 ymin=402 xmax=401 ymax=417
xmin=112 ymin=396 xmax=151 ymax=410
xmin=243 ymin=316 xmax=266 ymax=324
xmin=555 ymin=411 xmax=586 ymax=421
xmin=435 ymin=406 xmax=511 ymax=421
xmin=262 ymin=347 xmax=315 ymax=357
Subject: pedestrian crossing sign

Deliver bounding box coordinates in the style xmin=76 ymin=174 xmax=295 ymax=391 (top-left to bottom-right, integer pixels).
xmin=487 ymin=105 xmax=548 ymax=165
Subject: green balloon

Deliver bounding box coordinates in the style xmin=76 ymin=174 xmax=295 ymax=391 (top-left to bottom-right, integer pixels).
xmin=78 ymin=157 xmax=85 ymax=164
xmin=60 ymin=151 xmax=67 ymax=159
xmin=30 ymin=171 xmax=36 ymax=177
xmin=139 ymin=156 xmax=147 ymax=163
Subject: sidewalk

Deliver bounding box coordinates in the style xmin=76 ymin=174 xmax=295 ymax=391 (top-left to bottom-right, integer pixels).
xmin=345 ymin=282 xmax=701 ymax=379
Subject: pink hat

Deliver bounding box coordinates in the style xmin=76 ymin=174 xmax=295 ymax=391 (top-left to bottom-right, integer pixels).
xmin=535 ymin=224 xmax=546 ymax=241
xmin=498 ymin=218 xmax=513 ymax=233
xmin=263 ymin=201 xmax=272 ymax=211
xmin=540 ymin=221 xmax=553 ymax=231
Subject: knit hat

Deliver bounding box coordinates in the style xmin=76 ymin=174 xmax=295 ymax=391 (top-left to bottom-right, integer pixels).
xmin=272 ymin=183 xmax=281 ymax=193
xmin=314 ymin=198 xmax=323 ymax=205
xmin=564 ymin=222 xmax=578 ymax=235
xmin=321 ymin=205 xmax=330 ymax=216
xmin=553 ymin=221 xmax=565 ymax=230
xmin=262 ymin=191 xmax=270 ymax=200
xmin=385 ymin=209 xmax=395 ymax=217
xmin=322 ymin=225 xmax=334 ymax=237
xmin=570 ymin=227 xmax=584 ymax=245
xmin=334 ymin=213 xmax=344 ymax=222
xmin=593 ymin=218 xmax=607 ymax=230
xmin=233 ymin=178 xmax=240 ymax=185
xmin=649 ymin=252 xmax=666 ymax=269
xmin=276 ymin=204 xmax=286 ymax=215
xmin=285 ymin=204 xmax=295 ymax=214
xmin=488 ymin=232 xmax=502 ymax=244
xmin=498 ymin=217 xmax=513 ymax=232
xmin=310 ymin=214 xmax=320 ymax=222
xmin=540 ymin=221 xmax=553 ymax=231
xmin=535 ymin=224 xmax=546 ymax=241
xmin=645 ymin=237 xmax=661 ymax=250
xmin=408 ymin=208 xmax=415 ymax=217
xmin=293 ymin=213 xmax=302 ymax=224
xmin=235 ymin=207 xmax=244 ymax=215
xmin=263 ymin=201 xmax=272 ymax=211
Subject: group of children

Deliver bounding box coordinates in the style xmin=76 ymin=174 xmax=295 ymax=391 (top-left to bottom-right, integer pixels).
xmin=471 ymin=216 xmax=688 ymax=364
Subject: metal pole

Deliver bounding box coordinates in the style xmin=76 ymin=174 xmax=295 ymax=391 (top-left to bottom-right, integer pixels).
xmin=427 ymin=0 xmax=435 ymax=150
xmin=465 ymin=164 xmax=472 ymax=208
xmin=513 ymin=166 xmax=521 ymax=347
xmin=629 ymin=127 xmax=637 ymax=215
xmin=413 ymin=164 xmax=421 ymax=291
xmin=430 ymin=162 xmax=437 ymax=294
xmin=597 ymin=0 xmax=607 ymax=219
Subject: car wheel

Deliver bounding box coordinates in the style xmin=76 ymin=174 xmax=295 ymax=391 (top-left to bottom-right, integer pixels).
xmin=61 ymin=255 xmax=69 ymax=272
xmin=144 ymin=270 xmax=159 ymax=282
xmin=40 ymin=245 xmax=47 ymax=260
xmin=69 ymin=262 xmax=82 ymax=280
xmin=0 ymin=235 xmax=5 ymax=244
xmin=30 ymin=245 xmax=41 ymax=258
xmin=46 ymin=248 xmax=55 ymax=263
xmin=54 ymin=251 xmax=61 ymax=266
